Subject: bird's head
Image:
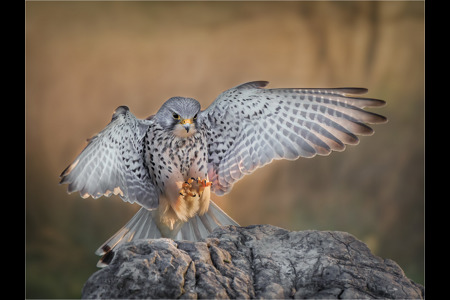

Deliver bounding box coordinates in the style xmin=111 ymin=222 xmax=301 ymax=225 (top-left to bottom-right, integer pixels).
xmin=156 ymin=97 xmax=201 ymax=138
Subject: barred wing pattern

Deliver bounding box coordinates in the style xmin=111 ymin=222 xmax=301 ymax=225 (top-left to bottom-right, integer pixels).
xmin=200 ymin=81 xmax=387 ymax=196
xmin=59 ymin=106 xmax=159 ymax=210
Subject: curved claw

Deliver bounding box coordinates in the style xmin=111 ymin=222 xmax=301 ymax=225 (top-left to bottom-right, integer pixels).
xmin=179 ymin=177 xmax=211 ymax=202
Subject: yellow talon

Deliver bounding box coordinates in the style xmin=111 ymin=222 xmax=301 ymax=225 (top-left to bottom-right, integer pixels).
xmin=179 ymin=177 xmax=211 ymax=201
xmin=197 ymin=178 xmax=212 ymax=194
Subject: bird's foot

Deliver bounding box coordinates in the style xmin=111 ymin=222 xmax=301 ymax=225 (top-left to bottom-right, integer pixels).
xmin=179 ymin=178 xmax=197 ymax=198
xmin=196 ymin=177 xmax=212 ymax=195
xmin=178 ymin=177 xmax=211 ymax=201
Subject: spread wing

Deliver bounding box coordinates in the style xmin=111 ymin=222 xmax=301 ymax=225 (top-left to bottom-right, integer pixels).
xmin=59 ymin=106 xmax=159 ymax=210
xmin=199 ymin=81 xmax=387 ymax=196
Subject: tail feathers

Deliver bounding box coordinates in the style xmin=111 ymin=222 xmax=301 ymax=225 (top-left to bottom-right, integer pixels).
xmin=176 ymin=201 xmax=239 ymax=241
xmin=95 ymin=201 xmax=238 ymax=267
xmin=95 ymin=207 xmax=161 ymax=267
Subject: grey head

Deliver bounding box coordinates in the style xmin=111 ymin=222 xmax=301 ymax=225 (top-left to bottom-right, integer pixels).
xmin=155 ymin=97 xmax=201 ymax=137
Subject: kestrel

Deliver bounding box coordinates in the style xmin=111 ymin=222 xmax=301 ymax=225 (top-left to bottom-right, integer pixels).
xmin=60 ymin=81 xmax=387 ymax=266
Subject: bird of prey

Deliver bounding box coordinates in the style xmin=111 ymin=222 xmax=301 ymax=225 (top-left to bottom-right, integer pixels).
xmin=60 ymin=81 xmax=387 ymax=266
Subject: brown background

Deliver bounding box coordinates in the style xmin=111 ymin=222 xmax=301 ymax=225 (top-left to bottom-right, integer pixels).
xmin=26 ymin=2 xmax=424 ymax=298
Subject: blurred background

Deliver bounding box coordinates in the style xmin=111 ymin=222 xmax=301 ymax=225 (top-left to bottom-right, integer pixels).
xmin=25 ymin=1 xmax=424 ymax=298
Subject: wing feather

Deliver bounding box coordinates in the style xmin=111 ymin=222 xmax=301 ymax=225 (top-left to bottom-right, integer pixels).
xmin=199 ymin=81 xmax=387 ymax=196
xmin=60 ymin=106 xmax=159 ymax=209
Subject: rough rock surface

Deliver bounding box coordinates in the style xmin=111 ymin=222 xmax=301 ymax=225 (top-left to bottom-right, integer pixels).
xmin=82 ymin=225 xmax=424 ymax=299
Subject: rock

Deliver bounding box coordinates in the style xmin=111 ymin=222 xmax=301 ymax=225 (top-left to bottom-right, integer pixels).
xmin=81 ymin=225 xmax=424 ymax=299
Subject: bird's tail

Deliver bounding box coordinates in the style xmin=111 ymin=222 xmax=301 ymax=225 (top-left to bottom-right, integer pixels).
xmin=95 ymin=201 xmax=238 ymax=267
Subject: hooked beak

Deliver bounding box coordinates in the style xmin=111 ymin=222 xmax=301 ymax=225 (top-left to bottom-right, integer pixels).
xmin=180 ymin=118 xmax=193 ymax=133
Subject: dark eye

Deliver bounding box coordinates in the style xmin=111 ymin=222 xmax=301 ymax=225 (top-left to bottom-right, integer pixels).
xmin=172 ymin=113 xmax=180 ymax=120
xmin=193 ymin=114 xmax=197 ymax=120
